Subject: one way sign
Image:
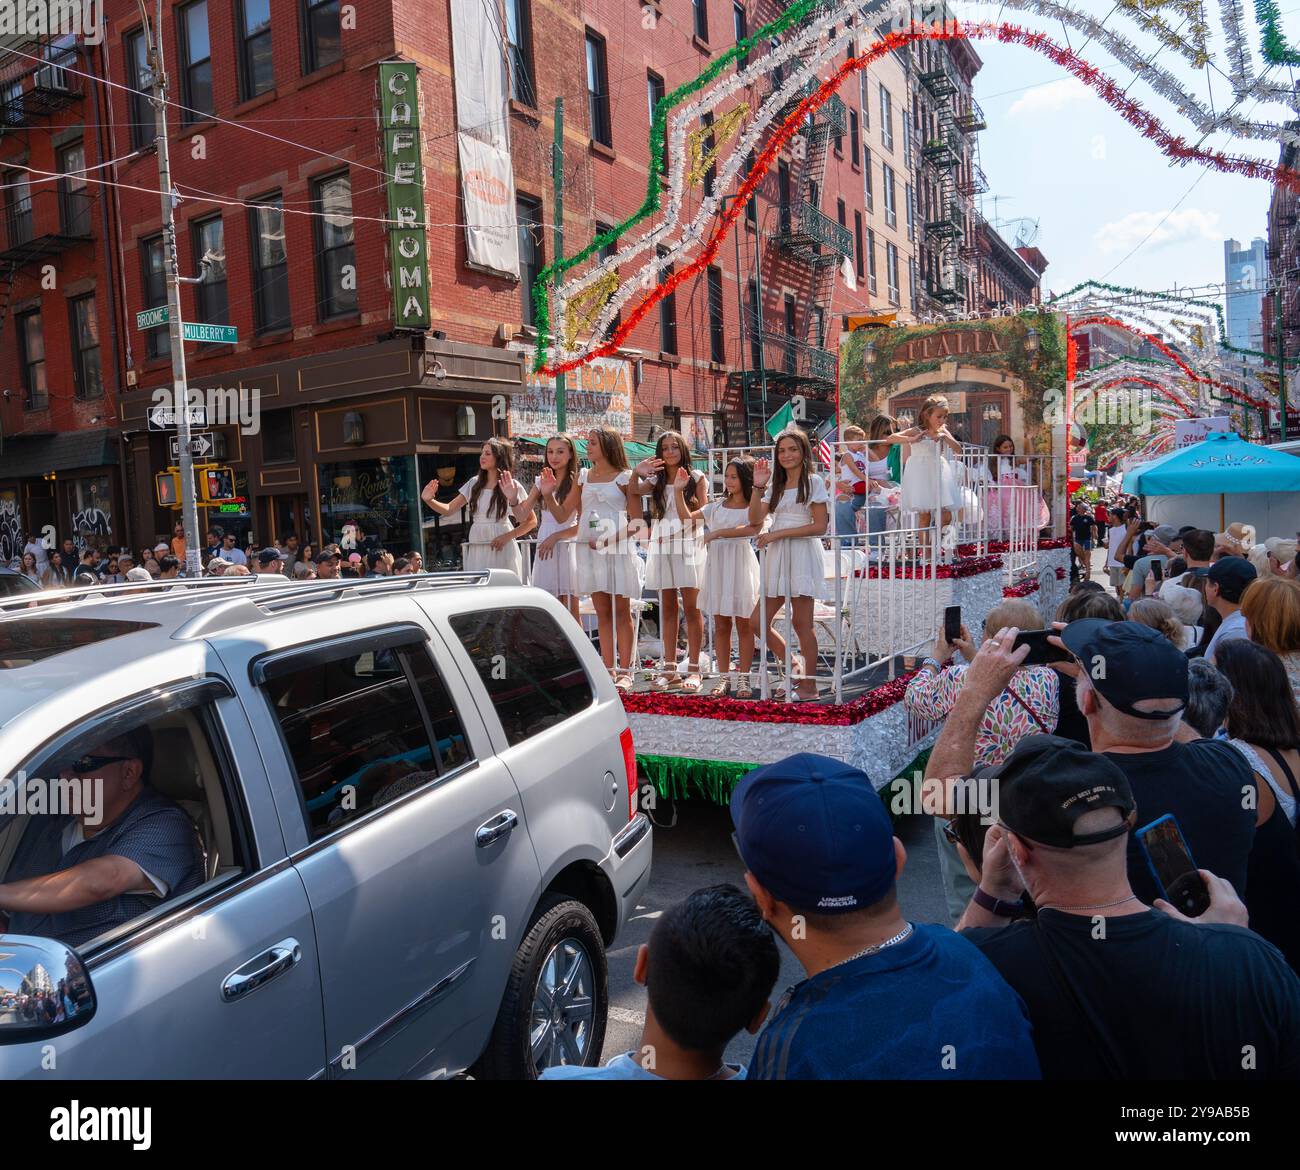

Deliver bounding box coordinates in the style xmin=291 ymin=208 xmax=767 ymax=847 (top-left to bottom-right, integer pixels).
xmin=169 ymin=432 xmax=215 ymax=459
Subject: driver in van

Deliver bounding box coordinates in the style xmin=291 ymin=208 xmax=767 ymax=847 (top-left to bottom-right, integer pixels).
xmin=0 ymin=727 xmax=204 ymax=949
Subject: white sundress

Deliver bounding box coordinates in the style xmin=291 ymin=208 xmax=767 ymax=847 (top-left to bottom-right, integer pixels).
xmin=760 ymin=475 xmax=831 ymax=601
xmin=900 ymin=434 xmax=962 ymax=515
xmin=460 ymin=477 xmax=527 ymax=578
xmin=531 ymin=488 xmax=580 ymax=598
xmin=645 ymin=468 xmax=708 ymax=593
xmin=701 ymin=500 xmax=760 ymax=617
xmin=576 ymin=469 xmax=644 ymax=597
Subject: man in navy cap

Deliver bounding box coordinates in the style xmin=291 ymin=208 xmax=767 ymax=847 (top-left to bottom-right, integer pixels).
xmin=732 ymin=752 xmax=1040 ymax=1079
xmin=1050 ymin=619 xmax=1257 ymax=903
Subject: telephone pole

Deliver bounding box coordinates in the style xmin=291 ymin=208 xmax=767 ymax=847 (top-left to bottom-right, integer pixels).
xmin=142 ymin=0 xmax=202 ymax=576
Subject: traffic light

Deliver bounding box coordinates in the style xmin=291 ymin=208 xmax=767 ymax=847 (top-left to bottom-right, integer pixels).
xmin=155 ymin=470 xmax=181 ymax=508
xmin=200 ymin=467 xmax=236 ymax=503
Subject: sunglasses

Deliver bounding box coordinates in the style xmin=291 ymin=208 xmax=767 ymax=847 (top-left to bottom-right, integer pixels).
xmin=67 ymin=753 xmax=133 ymax=773
xmin=942 ymin=818 xmax=961 ymax=848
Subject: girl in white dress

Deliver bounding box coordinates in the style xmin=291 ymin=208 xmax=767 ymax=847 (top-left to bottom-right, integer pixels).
xmin=885 ymin=395 xmax=963 ymax=556
xmin=748 ymin=428 xmax=830 ymax=701
xmin=420 ymin=438 xmax=536 ymax=576
xmin=632 ymin=431 xmax=709 ymax=693
xmin=577 ymin=426 xmax=643 ymax=691
xmin=985 ymin=434 xmax=1050 ymax=539
xmin=701 ymin=456 xmax=761 ymax=698
xmin=516 ymin=434 xmax=581 ymax=621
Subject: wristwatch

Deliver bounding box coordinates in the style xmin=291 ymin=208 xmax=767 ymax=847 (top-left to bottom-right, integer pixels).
xmin=921 ymin=656 xmax=950 ymax=672
xmin=972 ymin=887 xmax=1026 ymax=919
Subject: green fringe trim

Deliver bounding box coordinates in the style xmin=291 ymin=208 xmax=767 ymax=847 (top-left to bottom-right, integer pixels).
xmin=636 ymin=746 xmax=933 ymax=811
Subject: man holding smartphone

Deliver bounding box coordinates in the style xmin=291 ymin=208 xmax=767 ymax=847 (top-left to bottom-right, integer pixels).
xmin=924 ymin=636 xmax=1300 ymax=1079
xmin=1123 ymin=523 xmax=1181 ymax=602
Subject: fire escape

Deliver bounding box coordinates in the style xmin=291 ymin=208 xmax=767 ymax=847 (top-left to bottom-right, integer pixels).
xmin=919 ymin=61 xmax=984 ymax=314
xmin=734 ymin=63 xmax=852 ymax=437
xmin=0 ymin=36 xmax=92 ymax=422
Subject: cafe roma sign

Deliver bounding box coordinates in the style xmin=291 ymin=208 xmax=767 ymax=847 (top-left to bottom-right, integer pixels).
xmin=891 ymin=329 xmax=1004 ymax=364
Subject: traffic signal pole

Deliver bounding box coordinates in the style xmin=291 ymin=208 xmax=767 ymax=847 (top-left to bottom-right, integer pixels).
xmin=142 ymin=0 xmax=202 ymax=576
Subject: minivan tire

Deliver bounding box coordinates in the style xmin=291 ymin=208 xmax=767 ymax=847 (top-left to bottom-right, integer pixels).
xmin=474 ymin=893 xmax=608 ymax=1080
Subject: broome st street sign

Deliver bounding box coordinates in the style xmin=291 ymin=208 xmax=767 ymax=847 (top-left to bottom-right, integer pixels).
xmin=379 ymin=60 xmax=431 ymax=330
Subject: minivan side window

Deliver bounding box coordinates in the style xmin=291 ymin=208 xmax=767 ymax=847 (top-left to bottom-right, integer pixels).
xmin=6 ymin=685 xmax=248 ymax=954
xmin=449 ymin=607 xmax=594 ymax=746
xmin=262 ymin=644 xmax=470 ymax=839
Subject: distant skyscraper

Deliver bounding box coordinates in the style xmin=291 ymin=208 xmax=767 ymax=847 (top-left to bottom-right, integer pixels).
xmin=1225 ymin=237 xmax=1267 ymax=355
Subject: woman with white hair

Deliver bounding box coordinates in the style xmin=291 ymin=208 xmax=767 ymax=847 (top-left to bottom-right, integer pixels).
xmin=1158 ymin=579 xmax=1205 ymax=648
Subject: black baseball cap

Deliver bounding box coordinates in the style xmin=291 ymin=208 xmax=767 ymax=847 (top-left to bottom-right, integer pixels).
xmin=256 ymin=547 xmax=284 ymax=565
xmin=730 ymin=753 xmax=896 ymax=914
xmin=314 ymin=550 xmax=340 ymax=564
xmin=1206 ymin=555 xmax=1257 ymax=601
xmin=1059 ymin=619 xmax=1188 ymax=719
xmin=978 ymin=735 xmax=1135 ymax=849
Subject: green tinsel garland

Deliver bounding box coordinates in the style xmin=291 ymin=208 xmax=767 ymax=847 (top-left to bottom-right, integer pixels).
xmin=1047 ymin=279 xmax=1299 ymax=366
xmin=1256 ymin=0 xmax=1300 ymax=65
xmin=637 ymin=747 xmax=933 ymax=817
xmin=530 ymin=0 xmax=825 ymax=370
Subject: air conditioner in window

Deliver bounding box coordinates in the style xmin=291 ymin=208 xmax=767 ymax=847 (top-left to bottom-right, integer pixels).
xmin=34 ymin=65 xmax=70 ymax=93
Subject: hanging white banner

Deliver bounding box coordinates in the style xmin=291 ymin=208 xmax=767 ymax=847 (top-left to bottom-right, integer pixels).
xmin=449 ymin=2 xmax=519 ymax=279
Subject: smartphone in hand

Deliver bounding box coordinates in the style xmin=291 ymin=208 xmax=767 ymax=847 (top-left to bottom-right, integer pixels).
xmin=1011 ymin=629 xmax=1072 ymax=666
xmin=1137 ymin=814 xmax=1211 ymax=917
xmin=944 ymin=605 xmax=962 ymax=643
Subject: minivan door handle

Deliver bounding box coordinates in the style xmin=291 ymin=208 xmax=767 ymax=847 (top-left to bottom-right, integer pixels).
xmin=475 ymin=809 xmax=518 ymax=848
xmin=222 ymin=938 xmax=302 ymax=1002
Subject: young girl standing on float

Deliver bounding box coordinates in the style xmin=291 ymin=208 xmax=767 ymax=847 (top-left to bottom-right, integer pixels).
xmin=985 ymin=433 xmax=1050 ymax=539
xmin=748 ymin=428 xmax=830 ymax=701
xmin=516 ymin=433 xmax=582 ymax=621
xmin=701 ymin=455 xmax=761 ymax=698
xmin=886 ymin=395 xmax=964 ymax=556
xmin=421 ymin=437 xmax=535 ymax=575
xmin=578 ymin=426 xmax=644 ymax=691
xmin=632 ymin=432 xmax=710 ymax=693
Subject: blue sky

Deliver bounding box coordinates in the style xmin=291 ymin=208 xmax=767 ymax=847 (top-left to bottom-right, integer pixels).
xmin=970 ymin=8 xmax=1300 ymax=303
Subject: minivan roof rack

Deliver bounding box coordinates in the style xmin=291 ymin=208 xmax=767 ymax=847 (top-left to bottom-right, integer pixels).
xmin=171 ymin=569 xmax=508 ymax=639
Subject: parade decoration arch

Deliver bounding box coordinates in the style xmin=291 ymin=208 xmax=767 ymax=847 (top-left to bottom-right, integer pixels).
xmin=528 ymin=2 xmax=1300 ymax=378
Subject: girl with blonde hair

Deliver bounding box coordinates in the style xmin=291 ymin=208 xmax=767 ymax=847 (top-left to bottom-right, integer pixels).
xmin=884 ymin=395 xmax=963 ymax=555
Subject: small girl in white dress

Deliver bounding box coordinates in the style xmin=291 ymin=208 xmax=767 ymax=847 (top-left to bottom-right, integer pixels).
xmin=517 ymin=433 xmax=581 ymax=621
xmin=632 ymin=431 xmax=709 ymax=693
xmin=885 ymin=395 xmax=964 ymax=556
xmin=701 ymin=456 xmax=761 ymax=698
xmin=420 ymin=437 xmax=536 ymax=577
xmin=577 ymin=426 xmax=644 ymax=691
xmin=748 ymin=428 xmax=830 ymax=701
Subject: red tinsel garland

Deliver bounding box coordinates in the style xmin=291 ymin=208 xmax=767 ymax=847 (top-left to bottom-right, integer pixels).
xmin=1039 ymin=536 xmax=1071 ymax=550
xmin=1056 ymin=566 xmax=1066 ymax=579
xmin=621 ymin=670 xmax=920 ymax=726
xmin=1071 ymin=316 xmax=1270 ymax=412
xmin=540 ymin=22 xmax=1300 ymax=379
xmin=853 ymin=554 xmax=1004 ymax=580
xmin=1082 ymin=376 xmax=1197 ymax=418
xmin=1004 ymin=580 xmax=1041 ymax=597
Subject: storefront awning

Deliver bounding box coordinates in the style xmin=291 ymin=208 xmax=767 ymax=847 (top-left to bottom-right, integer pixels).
xmin=0 ymin=428 xmax=117 ymax=480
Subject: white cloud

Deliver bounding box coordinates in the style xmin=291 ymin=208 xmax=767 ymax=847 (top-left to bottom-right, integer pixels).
xmin=1092 ymin=209 xmax=1222 ymax=256
xmin=1007 ymin=77 xmax=1093 ymax=118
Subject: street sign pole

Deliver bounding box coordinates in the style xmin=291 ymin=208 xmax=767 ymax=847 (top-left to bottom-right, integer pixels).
xmin=551 ymin=97 xmax=565 ymax=433
xmin=146 ymin=0 xmax=202 ymax=577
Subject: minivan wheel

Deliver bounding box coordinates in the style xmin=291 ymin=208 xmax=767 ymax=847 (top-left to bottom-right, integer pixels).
xmin=474 ymin=893 xmax=608 ymax=1080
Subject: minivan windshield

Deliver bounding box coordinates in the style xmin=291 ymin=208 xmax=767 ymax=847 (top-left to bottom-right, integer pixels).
xmin=0 ymin=618 xmax=159 ymax=668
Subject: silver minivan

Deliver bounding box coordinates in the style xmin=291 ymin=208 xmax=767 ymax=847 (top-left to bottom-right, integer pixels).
xmin=0 ymin=571 xmax=652 ymax=1078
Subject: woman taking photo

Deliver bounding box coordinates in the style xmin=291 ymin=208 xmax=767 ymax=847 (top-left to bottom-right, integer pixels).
xmin=420 ymin=438 xmax=535 ymax=577
xmin=748 ymin=428 xmax=829 ymax=701
xmin=701 ymin=456 xmax=761 ymax=698
xmin=632 ymin=431 xmax=709 ymax=693
xmin=517 ymin=433 xmax=582 ymax=621
xmin=577 ymin=426 xmax=644 ymax=691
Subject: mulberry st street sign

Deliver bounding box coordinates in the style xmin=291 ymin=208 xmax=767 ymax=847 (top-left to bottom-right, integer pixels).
xmin=379 ymin=61 xmax=431 ymax=330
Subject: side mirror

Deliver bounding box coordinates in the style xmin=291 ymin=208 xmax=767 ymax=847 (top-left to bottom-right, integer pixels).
xmin=0 ymin=936 xmax=97 ymax=1043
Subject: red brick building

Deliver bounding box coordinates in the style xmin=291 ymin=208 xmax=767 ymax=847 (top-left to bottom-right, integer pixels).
xmin=1 ymin=4 xmax=984 ymax=561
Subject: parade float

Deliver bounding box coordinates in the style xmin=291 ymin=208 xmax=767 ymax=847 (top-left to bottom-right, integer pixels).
xmin=516 ymin=0 xmax=1298 ymax=804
